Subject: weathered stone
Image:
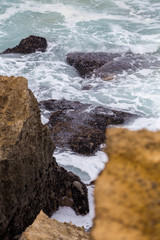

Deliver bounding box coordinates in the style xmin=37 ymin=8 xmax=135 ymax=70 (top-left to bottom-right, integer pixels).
xmin=69 ymin=127 xmax=104 ymax=155
xmin=55 ymin=169 xmax=89 ymax=216
xmin=91 ymin=128 xmax=160 ymax=240
xmin=66 ymin=52 xmax=120 ymax=78
xmin=20 ymin=211 xmax=89 ymax=240
xmin=0 ymin=76 xmax=88 ymax=240
xmin=1 ymin=35 xmax=47 ymax=54
xmin=66 ymin=52 xmax=150 ymax=79
xmin=39 ymin=99 xmax=136 ymax=155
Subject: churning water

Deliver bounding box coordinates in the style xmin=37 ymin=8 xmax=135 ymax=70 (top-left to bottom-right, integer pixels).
xmin=0 ymin=0 xmax=160 ymax=229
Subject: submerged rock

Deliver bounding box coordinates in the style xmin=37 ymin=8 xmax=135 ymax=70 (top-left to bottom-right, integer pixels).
xmin=66 ymin=52 xmax=150 ymax=79
xmin=39 ymin=99 xmax=135 ymax=155
xmin=0 ymin=76 xmax=88 ymax=240
xmin=20 ymin=211 xmax=89 ymax=240
xmin=1 ymin=35 xmax=47 ymax=54
xmin=91 ymin=128 xmax=160 ymax=240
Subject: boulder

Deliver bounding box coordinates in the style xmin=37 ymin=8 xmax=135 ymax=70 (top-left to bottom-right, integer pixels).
xmin=1 ymin=35 xmax=47 ymax=54
xmin=20 ymin=211 xmax=89 ymax=240
xmin=91 ymin=128 xmax=160 ymax=240
xmin=39 ymin=99 xmax=136 ymax=155
xmin=0 ymin=76 xmax=88 ymax=240
xmin=66 ymin=52 xmax=150 ymax=79
xmin=66 ymin=52 xmax=120 ymax=78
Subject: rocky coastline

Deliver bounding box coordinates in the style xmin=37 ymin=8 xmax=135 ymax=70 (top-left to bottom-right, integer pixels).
xmin=9 ymin=124 xmax=160 ymax=240
xmin=0 ymin=35 xmax=159 ymax=240
xmin=66 ymin=52 xmax=150 ymax=80
xmin=39 ymin=99 xmax=136 ymax=155
xmin=0 ymin=76 xmax=88 ymax=240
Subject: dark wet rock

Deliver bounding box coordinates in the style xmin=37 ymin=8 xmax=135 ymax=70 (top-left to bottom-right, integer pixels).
xmin=39 ymin=99 xmax=136 ymax=155
xmin=54 ymin=167 xmax=89 ymax=216
xmin=66 ymin=52 xmax=120 ymax=78
xmin=81 ymin=85 xmax=93 ymax=90
xmin=69 ymin=127 xmax=104 ymax=155
xmin=1 ymin=35 xmax=47 ymax=54
xmin=66 ymin=52 xmax=150 ymax=79
xmin=94 ymin=59 xmax=135 ymax=78
xmin=0 ymin=76 xmax=88 ymax=240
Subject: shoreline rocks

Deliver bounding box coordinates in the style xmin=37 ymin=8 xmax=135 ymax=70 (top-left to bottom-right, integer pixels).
xmin=39 ymin=99 xmax=136 ymax=155
xmin=66 ymin=52 xmax=120 ymax=78
xmin=1 ymin=35 xmax=47 ymax=54
xmin=18 ymin=127 xmax=160 ymax=240
xmin=91 ymin=128 xmax=160 ymax=240
xmin=66 ymin=52 xmax=150 ymax=79
xmin=0 ymin=76 xmax=88 ymax=240
xmin=20 ymin=211 xmax=89 ymax=240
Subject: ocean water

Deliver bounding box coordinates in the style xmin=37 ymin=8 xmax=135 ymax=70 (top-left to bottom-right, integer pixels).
xmin=0 ymin=0 xmax=160 ymax=229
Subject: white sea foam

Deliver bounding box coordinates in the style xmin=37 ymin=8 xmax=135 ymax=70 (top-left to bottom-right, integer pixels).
xmin=52 ymin=186 xmax=95 ymax=230
xmin=54 ymin=149 xmax=108 ymax=182
xmin=125 ymin=117 xmax=160 ymax=131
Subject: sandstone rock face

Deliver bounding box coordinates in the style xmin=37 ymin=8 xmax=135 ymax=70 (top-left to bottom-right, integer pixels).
xmin=0 ymin=76 xmax=88 ymax=240
xmin=66 ymin=52 xmax=150 ymax=79
xmin=39 ymin=99 xmax=135 ymax=155
xmin=91 ymin=128 xmax=160 ymax=240
xmin=1 ymin=35 xmax=47 ymax=54
xmin=20 ymin=211 xmax=89 ymax=240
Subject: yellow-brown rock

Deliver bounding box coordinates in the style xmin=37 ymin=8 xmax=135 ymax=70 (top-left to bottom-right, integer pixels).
xmin=0 ymin=76 xmax=56 ymax=240
xmin=0 ymin=76 xmax=29 ymax=158
xmin=91 ymin=128 xmax=160 ymax=240
xmin=20 ymin=211 xmax=89 ymax=240
xmin=0 ymin=76 xmax=89 ymax=240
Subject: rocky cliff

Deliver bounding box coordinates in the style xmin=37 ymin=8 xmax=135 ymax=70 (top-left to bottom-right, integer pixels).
xmin=20 ymin=211 xmax=89 ymax=240
xmin=0 ymin=76 xmax=88 ymax=240
xmin=91 ymin=128 xmax=160 ymax=240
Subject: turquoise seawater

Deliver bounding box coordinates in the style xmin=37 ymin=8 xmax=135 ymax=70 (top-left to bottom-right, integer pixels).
xmin=0 ymin=0 xmax=160 ymax=229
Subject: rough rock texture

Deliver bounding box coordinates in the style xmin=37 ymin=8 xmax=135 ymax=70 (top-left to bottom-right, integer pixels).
xmin=20 ymin=211 xmax=89 ymax=240
xmin=91 ymin=128 xmax=160 ymax=240
xmin=66 ymin=52 xmax=120 ymax=78
xmin=66 ymin=52 xmax=150 ymax=79
xmin=0 ymin=76 xmax=88 ymax=240
xmin=1 ymin=35 xmax=47 ymax=54
xmin=39 ymin=99 xmax=136 ymax=155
